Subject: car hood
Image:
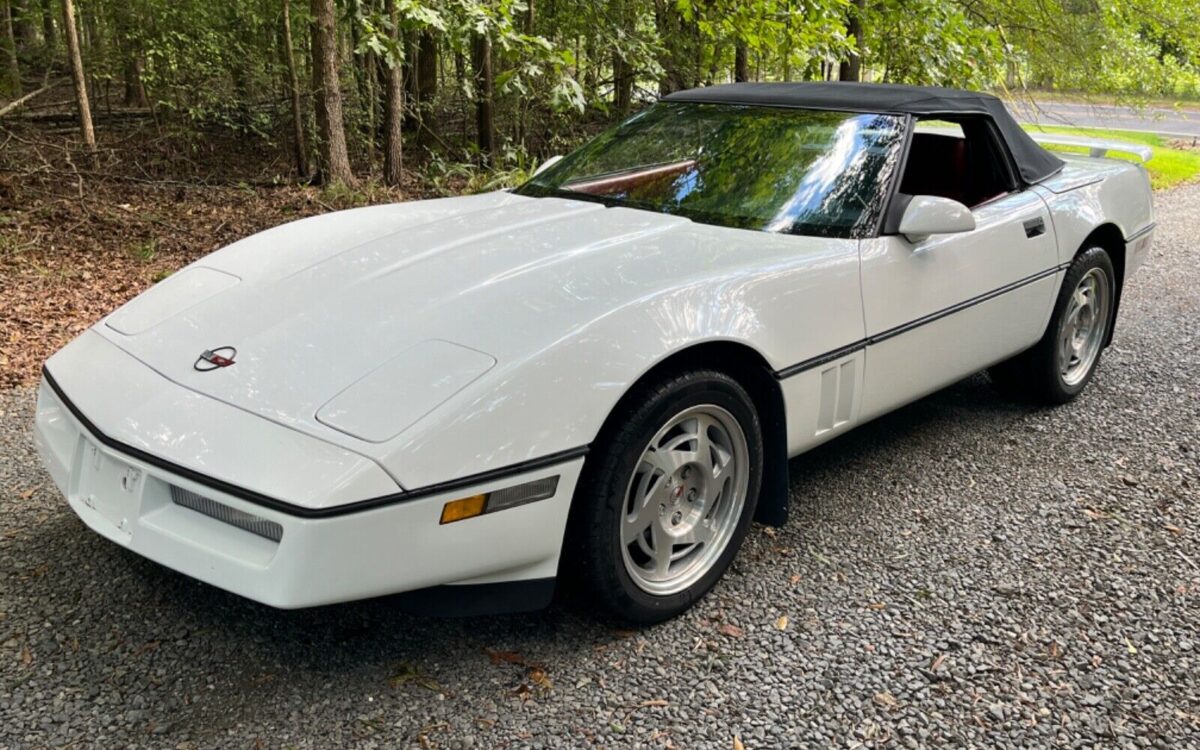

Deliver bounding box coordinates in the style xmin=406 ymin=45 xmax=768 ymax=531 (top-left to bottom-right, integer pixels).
xmin=98 ymin=191 xmax=725 ymax=444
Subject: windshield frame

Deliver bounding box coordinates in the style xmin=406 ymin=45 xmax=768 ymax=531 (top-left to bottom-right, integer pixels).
xmin=516 ymin=102 xmax=909 ymax=240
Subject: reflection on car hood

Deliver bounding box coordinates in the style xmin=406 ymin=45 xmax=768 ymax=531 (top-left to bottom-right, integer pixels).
xmin=97 ymin=192 xmax=716 ymax=441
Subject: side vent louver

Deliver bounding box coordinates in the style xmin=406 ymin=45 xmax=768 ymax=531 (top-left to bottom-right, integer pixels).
xmin=816 ymin=359 xmax=857 ymax=436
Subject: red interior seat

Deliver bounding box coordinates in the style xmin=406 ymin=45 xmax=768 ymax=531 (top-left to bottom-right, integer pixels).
xmin=900 ymin=133 xmax=969 ymax=205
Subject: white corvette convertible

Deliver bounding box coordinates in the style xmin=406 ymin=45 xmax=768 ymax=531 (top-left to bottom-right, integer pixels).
xmin=34 ymin=83 xmax=1154 ymax=623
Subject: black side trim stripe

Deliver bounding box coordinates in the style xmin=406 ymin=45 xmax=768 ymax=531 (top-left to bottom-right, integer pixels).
xmin=41 ymin=369 xmax=588 ymax=519
xmin=1124 ymin=222 xmax=1155 ymax=243
xmin=775 ymin=340 xmax=867 ymax=380
xmin=867 ymin=265 xmax=1064 ymax=346
xmin=775 ymin=264 xmax=1067 ymax=379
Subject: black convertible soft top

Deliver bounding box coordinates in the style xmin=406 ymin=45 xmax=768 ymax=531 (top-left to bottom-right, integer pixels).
xmin=663 ymin=82 xmax=1064 ymax=185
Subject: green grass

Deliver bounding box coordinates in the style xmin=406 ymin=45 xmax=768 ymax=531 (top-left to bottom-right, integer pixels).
xmin=1022 ymin=124 xmax=1200 ymax=190
xmin=1012 ymin=89 xmax=1200 ymax=112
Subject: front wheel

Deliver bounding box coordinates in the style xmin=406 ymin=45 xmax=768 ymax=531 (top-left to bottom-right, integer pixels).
xmin=990 ymin=246 xmax=1116 ymax=404
xmin=569 ymin=370 xmax=763 ymax=624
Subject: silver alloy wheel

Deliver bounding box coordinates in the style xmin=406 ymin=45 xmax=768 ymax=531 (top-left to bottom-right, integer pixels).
xmin=1058 ymin=267 xmax=1111 ymax=387
xmin=620 ymin=404 xmax=750 ymax=596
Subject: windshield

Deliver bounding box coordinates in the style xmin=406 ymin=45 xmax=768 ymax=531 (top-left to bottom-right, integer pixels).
xmin=516 ymin=103 xmax=906 ymax=238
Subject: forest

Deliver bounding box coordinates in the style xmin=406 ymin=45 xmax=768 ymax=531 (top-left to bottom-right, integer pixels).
xmin=1 ymin=0 xmax=1198 ymax=187
xmin=0 ymin=0 xmax=1197 ymax=389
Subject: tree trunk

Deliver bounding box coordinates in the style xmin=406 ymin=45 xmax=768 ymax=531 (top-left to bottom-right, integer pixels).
xmin=310 ymin=0 xmax=354 ymax=185
xmin=653 ymin=0 xmax=689 ymax=95
xmin=838 ymin=0 xmax=865 ymax=82
xmin=112 ymin=1 xmax=148 ymax=108
xmin=781 ymin=0 xmax=792 ymax=82
xmin=350 ymin=0 xmax=376 ymax=164
xmin=122 ymin=57 xmax=148 ymax=106
xmin=470 ymin=31 xmax=494 ymax=159
xmin=1 ymin=0 xmax=19 ymax=96
xmin=80 ymin=0 xmax=102 ymax=111
xmin=61 ymin=0 xmax=95 ymax=166
xmin=281 ymin=0 xmax=309 ymax=177
xmin=734 ymin=43 xmax=749 ymax=82
xmin=583 ymin=32 xmax=595 ymax=101
xmin=416 ymin=31 xmax=437 ymax=106
xmin=39 ymin=0 xmax=52 ymax=50
xmin=413 ymin=30 xmax=436 ymax=147
xmin=524 ymin=0 xmax=534 ymax=34
xmin=311 ymin=22 xmax=327 ymax=171
xmin=613 ymin=50 xmax=632 ymax=114
xmin=382 ymin=0 xmax=402 ymax=185
xmin=11 ymin=0 xmax=31 ymax=49
xmin=402 ymin=29 xmax=417 ymax=125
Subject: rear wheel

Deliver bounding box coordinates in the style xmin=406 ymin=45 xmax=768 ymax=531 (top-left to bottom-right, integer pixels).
xmin=990 ymin=246 xmax=1116 ymax=404
xmin=569 ymin=370 xmax=763 ymax=624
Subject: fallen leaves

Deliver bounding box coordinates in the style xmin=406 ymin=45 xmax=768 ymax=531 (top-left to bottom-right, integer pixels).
xmin=0 ymin=159 xmax=421 ymax=389
xmin=774 ymin=615 xmax=789 ymax=631
xmin=528 ymin=667 xmax=553 ymax=692
xmin=717 ymin=623 xmax=744 ymax=639
xmin=388 ymin=662 xmax=442 ymax=693
xmin=484 ymin=648 xmax=552 ymax=699
xmin=485 ymin=649 xmax=525 ymax=666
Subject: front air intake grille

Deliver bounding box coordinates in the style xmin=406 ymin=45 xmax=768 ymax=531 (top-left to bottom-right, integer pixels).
xmin=170 ymin=485 xmax=284 ymax=542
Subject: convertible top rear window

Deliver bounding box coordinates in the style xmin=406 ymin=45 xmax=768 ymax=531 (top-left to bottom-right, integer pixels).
xmin=516 ymin=103 xmax=906 ymax=239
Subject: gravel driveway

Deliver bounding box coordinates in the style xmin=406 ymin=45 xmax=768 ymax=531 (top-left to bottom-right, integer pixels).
xmin=3 ymin=185 xmax=1199 ymax=750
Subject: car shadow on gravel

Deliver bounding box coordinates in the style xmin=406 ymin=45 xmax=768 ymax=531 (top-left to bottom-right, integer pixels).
xmin=783 ymin=372 xmax=1030 ymax=494
xmin=11 ymin=508 xmax=609 ymax=672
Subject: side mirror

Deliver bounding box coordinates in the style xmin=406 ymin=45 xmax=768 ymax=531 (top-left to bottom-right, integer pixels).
xmin=532 ymin=155 xmax=563 ymax=178
xmin=898 ymin=195 xmax=975 ymax=244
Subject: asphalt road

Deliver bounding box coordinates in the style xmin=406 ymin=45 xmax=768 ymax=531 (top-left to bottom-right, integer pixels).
xmin=2 ymin=185 xmax=1199 ymax=748
xmin=1013 ymin=99 xmax=1200 ymax=139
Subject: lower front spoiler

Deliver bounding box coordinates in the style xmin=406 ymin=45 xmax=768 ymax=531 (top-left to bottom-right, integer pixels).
xmin=33 ymin=378 xmax=582 ymax=611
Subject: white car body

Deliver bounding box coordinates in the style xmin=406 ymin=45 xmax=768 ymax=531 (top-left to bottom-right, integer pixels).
xmin=33 ymin=90 xmax=1155 ymax=614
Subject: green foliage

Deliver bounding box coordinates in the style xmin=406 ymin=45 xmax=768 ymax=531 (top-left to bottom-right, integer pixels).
xmin=128 ymin=239 xmax=158 ymax=263
xmin=865 ymin=0 xmax=1002 ymax=87
xmin=19 ymin=0 xmax=1198 ymax=183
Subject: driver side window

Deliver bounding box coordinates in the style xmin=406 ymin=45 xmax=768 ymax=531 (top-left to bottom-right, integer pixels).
xmin=901 ymin=119 xmax=1019 ymax=208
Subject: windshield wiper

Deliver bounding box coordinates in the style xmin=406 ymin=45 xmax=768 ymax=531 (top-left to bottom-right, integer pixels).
xmin=521 ymin=185 xmax=623 ymax=208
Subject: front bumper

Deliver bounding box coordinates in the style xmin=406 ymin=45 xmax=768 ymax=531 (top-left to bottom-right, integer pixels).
xmin=33 ymin=376 xmax=581 ymax=609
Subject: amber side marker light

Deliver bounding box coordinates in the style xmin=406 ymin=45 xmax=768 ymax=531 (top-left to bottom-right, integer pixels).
xmin=439 ymin=476 xmax=559 ymax=525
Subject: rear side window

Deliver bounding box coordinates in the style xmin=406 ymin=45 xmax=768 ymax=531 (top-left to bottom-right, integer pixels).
xmin=517 ymin=103 xmax=907 ymax=239
xmin=903 ymin=118 xmax=1018 ymax=207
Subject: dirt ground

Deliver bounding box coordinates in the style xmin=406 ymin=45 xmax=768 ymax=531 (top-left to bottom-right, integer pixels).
xmin=0 ymin=119 xmax=436 ymax=389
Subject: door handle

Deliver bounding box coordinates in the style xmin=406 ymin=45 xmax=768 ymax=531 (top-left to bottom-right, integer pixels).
xmin=1023 ymin=217 xmax=1046 ymax=238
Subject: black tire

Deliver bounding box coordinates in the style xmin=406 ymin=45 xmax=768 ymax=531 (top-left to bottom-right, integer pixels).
xmin=989 ymin=246 xmax=1116 ymax=404
xmin=567 ymin=369 xmax=763 ymax=624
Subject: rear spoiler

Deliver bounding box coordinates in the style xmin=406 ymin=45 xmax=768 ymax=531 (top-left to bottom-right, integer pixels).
xmin=1028 ymin=133 xmax=1153 ymax=163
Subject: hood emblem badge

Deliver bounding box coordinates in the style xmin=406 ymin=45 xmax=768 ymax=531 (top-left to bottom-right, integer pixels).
xmin=195 ymin=346 xmax=237 ymax=371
